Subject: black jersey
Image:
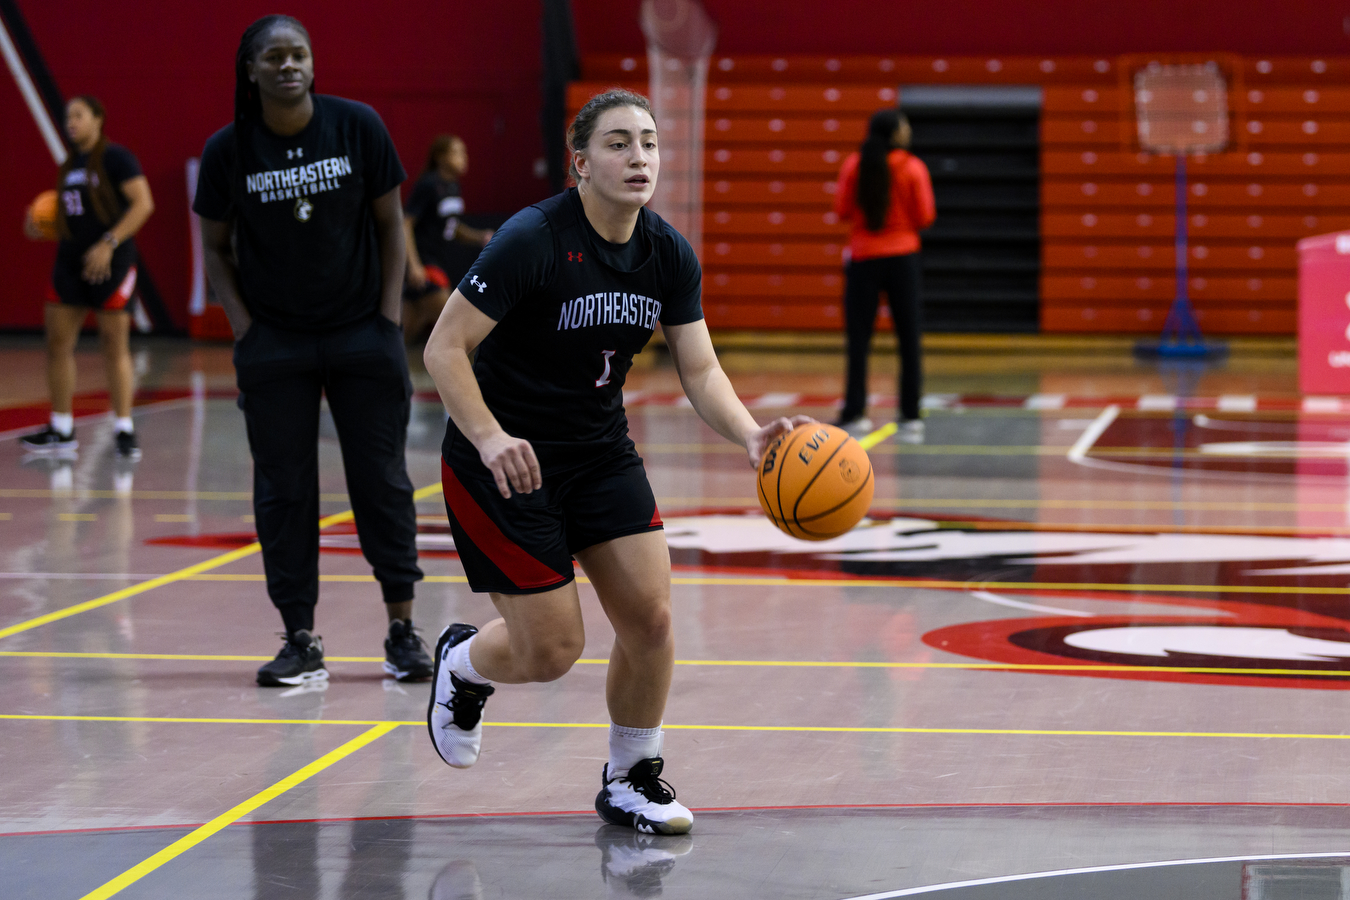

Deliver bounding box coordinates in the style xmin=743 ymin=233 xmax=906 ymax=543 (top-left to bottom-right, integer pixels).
xmin=444 ymin=188 xmax=703 ymax=474
xmin=56 ymin=142 xmax=141 ymax=270
xmin=405 ymin=171 xmax=465 ymax=271
xmin=192 ymin=95 xmax=406 ymax=333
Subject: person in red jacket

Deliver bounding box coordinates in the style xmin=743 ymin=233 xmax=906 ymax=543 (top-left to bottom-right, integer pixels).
xmin=832 ymin=108 xmax=936 ymax=440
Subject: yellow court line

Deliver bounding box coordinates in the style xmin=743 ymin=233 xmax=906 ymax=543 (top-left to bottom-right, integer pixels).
xmin=79 ymin=722 xmax=397 ymax=900
xmin=6 ymin=712 xmax=1350 ymax=742
xmin=0 ymin=483 xmax=443 ymax=642
xmin=5 ymin=649 xmax=1350 ymax=679
xmin=858 ymin=422 xmax=897 ymax=451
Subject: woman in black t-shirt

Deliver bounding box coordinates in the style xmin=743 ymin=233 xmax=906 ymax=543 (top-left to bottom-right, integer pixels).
xmin=402 ymin=134 xmax=493 ymax=344
xmin=21 ymin=95 xmax=154 ymax=459
xmin=422 ymin=89 xmax=812 ymax=835
xmin=192 ymin=14 xmax=429 ymax=689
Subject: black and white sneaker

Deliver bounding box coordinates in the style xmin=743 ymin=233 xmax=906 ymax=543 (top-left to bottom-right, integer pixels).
xmin=115 ymin=430 xmax=141 ymax=460
xmin=384 ymin=619 xmax=434 ymax=681
xmin=20 ymin=425 xmax=78 ymax=453
xmin=256 ymin=630 xmax=328 ymax=687
xmin=427 ymin=623 xmax=494 ymax=768
xmin=596 ymin=758 xmax=693 ymax=835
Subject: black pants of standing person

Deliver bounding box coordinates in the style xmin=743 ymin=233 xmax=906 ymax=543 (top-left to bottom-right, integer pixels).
xmin=233 ymin=314 xmax=423 ymax=634
xmin=839 ymin=252 xmax=923 ymax=423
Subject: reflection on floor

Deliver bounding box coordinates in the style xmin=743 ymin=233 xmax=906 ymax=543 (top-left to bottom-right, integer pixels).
xmin=7 ymin=335 xmax=1350 ymax=900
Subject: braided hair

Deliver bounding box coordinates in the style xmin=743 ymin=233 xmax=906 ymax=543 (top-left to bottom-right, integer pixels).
xmin=857 ymin=108 xmax=907 ymax=232
xmin=55 ymin=95 xmax=120 ymax=239
xmin=232 ymin=15 xmax=312 ymax=196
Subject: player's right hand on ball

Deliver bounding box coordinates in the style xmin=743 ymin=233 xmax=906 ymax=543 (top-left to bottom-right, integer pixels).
xmin=478 ymin=432 xmax=542 ymax=498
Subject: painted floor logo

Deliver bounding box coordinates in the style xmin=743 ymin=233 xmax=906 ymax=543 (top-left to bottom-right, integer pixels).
xmin=153 ymin=511 xmax=1350 ymax=688
xmin=660 ymin=513 xmax=1350 ymax=690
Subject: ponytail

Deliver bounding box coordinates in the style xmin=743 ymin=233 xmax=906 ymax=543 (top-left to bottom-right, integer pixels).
xmin=857 ymin=108 xmax=905 ymax=232
xmin=54 ymin=95 xmax=119 ymax=238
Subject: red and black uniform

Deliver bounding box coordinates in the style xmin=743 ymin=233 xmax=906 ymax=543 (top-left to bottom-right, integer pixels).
xmin=51 ymin=143 xmax=141 ymax=309
xmin=442 ymin=187 xmax=702 ymax=594
xmin=833 ymin=148 xmax=936 ymax=422
xmin=403 ymin=171 xmax=475 ymax=297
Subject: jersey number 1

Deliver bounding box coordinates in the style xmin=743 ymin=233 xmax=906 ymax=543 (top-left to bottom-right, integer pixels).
xmin=595 ymin=350 xmax=616 ymax=387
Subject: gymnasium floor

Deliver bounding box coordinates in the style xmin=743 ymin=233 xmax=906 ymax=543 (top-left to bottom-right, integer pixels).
xmin=7 ymin=334 xmax=1350 ymax=899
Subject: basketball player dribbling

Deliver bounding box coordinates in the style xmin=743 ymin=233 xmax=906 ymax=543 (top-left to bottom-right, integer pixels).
xmin=423 ymin=89 xmax=812 ymax=834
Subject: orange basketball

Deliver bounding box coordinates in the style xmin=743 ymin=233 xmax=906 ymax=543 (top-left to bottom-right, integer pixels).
xmin=756 ymin=423 xmax=874 ymax=541
xmin=27 ymin=190 xmax=58 ymax=240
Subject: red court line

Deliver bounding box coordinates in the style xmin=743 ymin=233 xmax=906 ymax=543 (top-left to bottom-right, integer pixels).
xmin=11 ymin=800 xmax=1350 ymax=838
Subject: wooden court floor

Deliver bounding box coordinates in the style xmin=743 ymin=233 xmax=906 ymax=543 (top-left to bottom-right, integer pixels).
xmin=7 ymin=336 xmax=1350 ymax=899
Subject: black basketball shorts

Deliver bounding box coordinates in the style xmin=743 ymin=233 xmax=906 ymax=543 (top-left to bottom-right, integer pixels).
xmin=49 ymin=262 xmax=137 ymax=310
xmin=441 ymin=449 xmax=664 ymax=595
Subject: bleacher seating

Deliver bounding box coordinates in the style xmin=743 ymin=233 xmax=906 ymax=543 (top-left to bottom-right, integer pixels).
xmin=569 ymin=54 xmax=1350 ymax=335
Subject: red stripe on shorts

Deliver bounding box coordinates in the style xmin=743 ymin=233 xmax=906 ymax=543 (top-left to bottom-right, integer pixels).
xmin=105 ymin=266 xmax=138 ymax=311
xmin=650 ymin=504 xmax=662 ymax=527
xmin=441 ymin=459 xmax=566 ymax=590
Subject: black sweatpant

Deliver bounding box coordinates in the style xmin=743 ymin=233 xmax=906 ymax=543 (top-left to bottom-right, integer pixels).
xmin=839 ymin=252 xmax=923 ymax=423
xmin=233 ymin=314 xmax=422 ymax=632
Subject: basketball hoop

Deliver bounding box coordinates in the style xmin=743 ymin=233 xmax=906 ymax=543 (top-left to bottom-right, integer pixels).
xmin=1133 ymin=62 xmax=1230 ymax=360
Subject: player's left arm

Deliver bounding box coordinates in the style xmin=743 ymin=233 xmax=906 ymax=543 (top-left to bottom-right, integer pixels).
xmin=371 ymin=186 xmax=406 ymax=323
xmin=82 ymin=175 xmax=154 ymax=283
xmin=665 ymin=319 xmax=812 ymax=468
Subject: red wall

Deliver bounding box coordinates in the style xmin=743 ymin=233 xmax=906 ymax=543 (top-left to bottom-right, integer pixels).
xmin=575 ymin=0 xmax=1350 ymax=56
xmin=6 ymin=0 xmax=1349 ymax=331
xmin=1 ymin=0 xmax=546 ymax=330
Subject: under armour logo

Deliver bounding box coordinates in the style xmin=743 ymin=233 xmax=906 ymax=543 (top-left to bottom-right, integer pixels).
xmin=469 ymin=275 xmax=487 ymax=293
xmin=567 ymin=251 xmax=583 ymax=262
xmin=287 ymin=148 xmax=304 ymax=160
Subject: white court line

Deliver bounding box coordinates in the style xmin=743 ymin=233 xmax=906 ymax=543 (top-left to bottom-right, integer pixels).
xmin=1137 ymin=394 xmax=1177 ymax=411
xmin=837 ymin=850 xmax=1350 ymax=899
xmin=750 ymin=392 xmax=802 ymax=408
xmin=1216 ymin=394 xmax=1257 ymax=412
xmin=1023 ymin=394 xmax=1065 ymax=410
xmin=1304 ymin=397 xmax=1344 ymax=414
xmin=1066 ymin=404 xmax=1119 ymax=464
xmin=969 ymin=590 xmax=1091 ymax=617
xmin=0 ymin=396 xmax=201 ymax=444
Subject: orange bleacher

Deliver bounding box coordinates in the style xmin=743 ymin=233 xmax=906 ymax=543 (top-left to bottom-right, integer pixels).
xmin=568 ymin=53 xmax=1350 ymax=335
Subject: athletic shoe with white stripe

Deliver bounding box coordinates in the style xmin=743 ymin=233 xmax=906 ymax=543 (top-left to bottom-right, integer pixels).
xmin=256 ymin=630 xmax=327 ymax=687
xmin=595 ymin=757 xmax=693 ymax=834
xmin=427 ymin=623 xmax=494 ymax=768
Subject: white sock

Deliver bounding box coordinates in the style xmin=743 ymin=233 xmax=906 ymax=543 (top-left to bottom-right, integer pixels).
xmin=114 ymin=417 xmax=134 ymax=435
xmin=608 ymin=723 xmax=663 ymax=779
xmin=50 ymin=412 xmax=73 ymax=435
xmin=448 ymin=635 xmax=491 ymax=685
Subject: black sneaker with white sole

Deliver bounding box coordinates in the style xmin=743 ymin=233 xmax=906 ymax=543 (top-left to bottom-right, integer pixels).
xmin=256 ymin=630 xmax=328 ymax=687
xmin=427 ymin=623 xmax=494 ymax=768
xmin=384 ymin=619 xmax=434 ymax=681
xmin=115 ymin=430 xmax=141 ymax=460
xmin=20 ymin=425 xmax=77 ymax=453
xmin=595 ymin=757 xmax=694 ymax=835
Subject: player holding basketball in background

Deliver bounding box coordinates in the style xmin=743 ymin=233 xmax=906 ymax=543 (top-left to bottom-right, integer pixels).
xmin=21 ymin=96 xmax=154 ymax=459
xmin=193 ymin=15 xmax=431 ymax=687
xmin=403 ymin=134 xmax=493 ymax=344
xmin=423 ymin=89 xmax=811 ymax=834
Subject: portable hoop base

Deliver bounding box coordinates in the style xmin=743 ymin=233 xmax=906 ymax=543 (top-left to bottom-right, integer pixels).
xmin=1132 ymin=154 xmax=1228 ymax=362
